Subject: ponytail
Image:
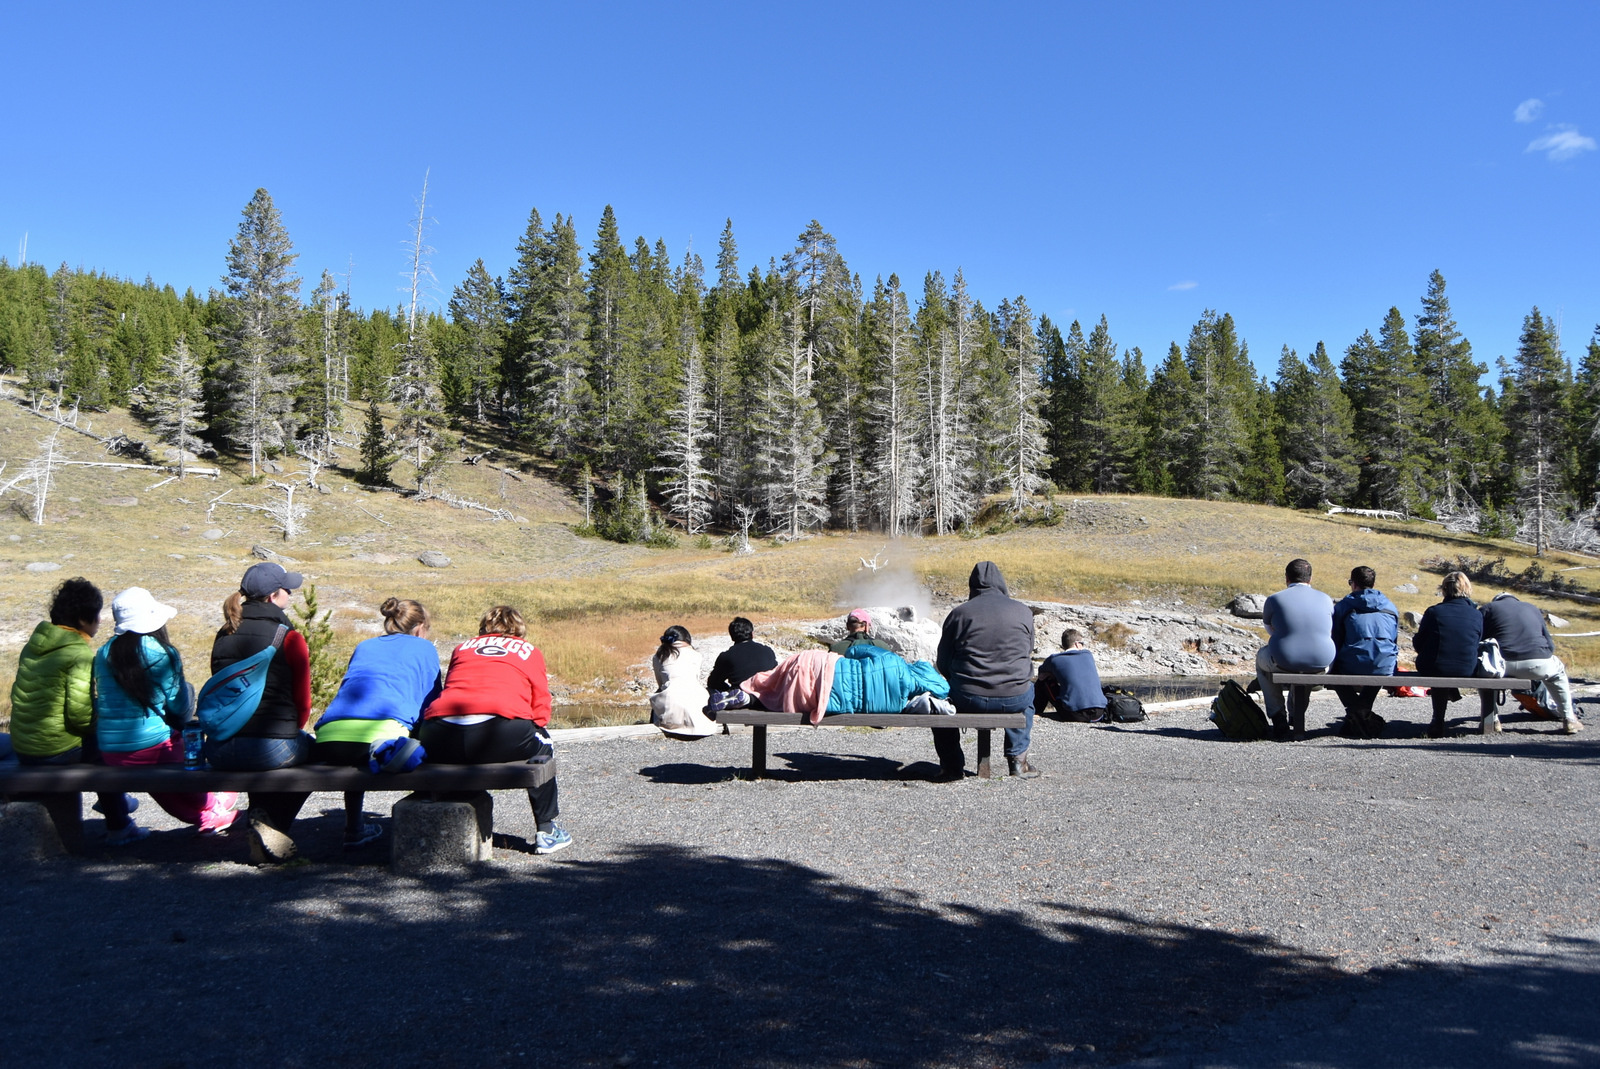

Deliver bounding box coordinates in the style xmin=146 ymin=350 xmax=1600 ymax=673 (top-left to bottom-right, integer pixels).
xmin=220 ymin=591 xmax=245 ymax=635
xmin=655 ymin=625 xmax=692 ymax=663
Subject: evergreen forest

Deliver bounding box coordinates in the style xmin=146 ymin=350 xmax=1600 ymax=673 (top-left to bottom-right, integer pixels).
xmin=3 ymin=188 xmax=1599 ymax=553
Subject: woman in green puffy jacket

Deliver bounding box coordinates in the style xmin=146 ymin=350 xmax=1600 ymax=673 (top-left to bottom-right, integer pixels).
xmin=9 ymin=577 xmax=144 ymax=844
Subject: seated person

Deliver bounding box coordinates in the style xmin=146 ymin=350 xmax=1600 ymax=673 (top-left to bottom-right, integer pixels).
xmin=416 ymin=606 xmax=571 ymax=855
xmin=706 ymin=617 xmax=779 ymax=692
xmin=649 ymin=625 xmax=715 ymax=738
xmin=1413 ymin=571 xmax=1482 ymax=738
xmin=1330 ymin=565 xmax=1399 ymax=738
xmin=1254 ymin=557 xmax=1336 ymax=735
xmin=311 ymin=597 xmax=442 ymax=848
xmin=708 ymin=643 xmax=949 ymax=724
xmin=828 ymin=609 xmax=892 ymax=654
xmin=1035 ymin=628 xmax=1108 ymax=722
xmin=1480 ymin=591 xmax=1583 ymax=735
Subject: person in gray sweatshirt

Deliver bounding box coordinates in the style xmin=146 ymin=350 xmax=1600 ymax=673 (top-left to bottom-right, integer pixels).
xmin=1255 ymin=558 xmax=1336 ymax=732
xmin=934 ymin=561 xmax=1040 ymax=779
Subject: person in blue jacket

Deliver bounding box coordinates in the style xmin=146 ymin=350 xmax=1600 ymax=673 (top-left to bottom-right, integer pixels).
xmin=1330 ymin=565 xmax=1399 ymax=738
xmin=1034 ymin=629 xmax=1108 ymax=722
xmin=1412 ymin=571 xmax=1482 ymax=738
xmin=311 ymin=598 xmax=441 ymax=848
xmin=827 ymin=642 xmax=949 ymax=712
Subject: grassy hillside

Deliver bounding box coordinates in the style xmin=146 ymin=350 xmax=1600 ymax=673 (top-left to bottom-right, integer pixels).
xmin=0 ymin=385 xmax=1596 ymax=730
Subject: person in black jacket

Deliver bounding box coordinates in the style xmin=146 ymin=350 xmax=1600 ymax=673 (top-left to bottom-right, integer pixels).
xmin=706 ymin=617 xmax=779 ymax=694
xmin=206 ymin=562 xmax=315 ymax=863
xmin=933 ymin=561 xmax=1039 ymax=780
xmin=1412 ymin=571 xmax=1483 ymax=738
xmin=1480 ymin=590 xmax=1582 ymax=735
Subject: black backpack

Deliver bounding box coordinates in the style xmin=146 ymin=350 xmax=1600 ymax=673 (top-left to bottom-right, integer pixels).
xmin=1104 ymin=688 xmax=1147 ymax=723
xmin=1211 ymin=679 xmax=1270 ymax=740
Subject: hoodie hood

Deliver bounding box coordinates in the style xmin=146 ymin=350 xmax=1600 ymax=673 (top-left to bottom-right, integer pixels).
xmin=968 ymin=561 xmax=1009 ymax=599
xmin=1349 ymin=587 xmax=1397 ymax=614
xmin=24 ymin=621 xmax=87 ymax=656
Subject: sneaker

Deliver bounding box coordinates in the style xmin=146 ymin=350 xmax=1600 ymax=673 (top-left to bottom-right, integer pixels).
xmin=1007 ymin=753 xmax=1044 ymax=779
xmin=247 ymin=817 xmax=297 ymax=865
xmin=105 ymin=821 xmax=150 ymax=846
xmin=1563 ymin=717 xmax=1585 ymax=735
xmin=930 ymin=766 xmax=966 ymax=783
xmin=1482 ymin=711 xmax=1502 ymax=734
xmin=707 ymin=689 xmax=750 ymax=712
xmin=534 ymin=825 xmax=573 ymax=855
xmin=197 ymin=792 xmax=243 ymax=837
xmin=93 ymin=794 xmax=139 ymax=816
xmin=343 ymin=822 xmax=384 ymax=849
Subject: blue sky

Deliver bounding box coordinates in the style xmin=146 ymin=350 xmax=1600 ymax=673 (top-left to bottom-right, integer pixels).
xmin=5 ymin=2 xmax=1597 ymax=373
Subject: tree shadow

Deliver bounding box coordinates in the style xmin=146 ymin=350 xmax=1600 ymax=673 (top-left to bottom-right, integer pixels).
xmin=2 ymin=846 xmax=1596 ymax=1067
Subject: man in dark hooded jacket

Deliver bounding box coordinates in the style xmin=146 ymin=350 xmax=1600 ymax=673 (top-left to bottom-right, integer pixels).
xmin=933 ymin=561 xmax=1040 ymax=779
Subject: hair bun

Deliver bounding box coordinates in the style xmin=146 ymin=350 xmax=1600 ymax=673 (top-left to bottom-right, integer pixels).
xmin=659 ymin=632 xmax=674 ymax=645
xmin=380 ymin=597 xmax=401 ymax=618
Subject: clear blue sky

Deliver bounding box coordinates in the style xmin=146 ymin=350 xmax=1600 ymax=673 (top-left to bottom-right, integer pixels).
xmin=5 ymin=2 xmax=1597 ymax=373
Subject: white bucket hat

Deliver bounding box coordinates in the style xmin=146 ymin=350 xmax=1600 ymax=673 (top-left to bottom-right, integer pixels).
xmin=112 ymin=587 xmax=178 ymax=636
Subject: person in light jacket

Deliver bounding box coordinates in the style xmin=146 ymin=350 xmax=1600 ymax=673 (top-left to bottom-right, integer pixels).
xmin=650 ymin=625 xmax=716 ymax=738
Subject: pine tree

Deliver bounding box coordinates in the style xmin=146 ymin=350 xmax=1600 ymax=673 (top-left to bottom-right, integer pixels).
xmin=1240 ymin=376 xmax=1286 ymax=503
xmin=1343 ymin=308 xmax=1430 ymax=513
xmin=394 ymin=173 xmax=447 ymax=491
xmin=654 ymin=337 xmax=714 ymax=533
xmin=586 ymin=205 xmax=631 ymax=462
xmin=150 ymin=334 xmax=207 ymax=478
xmin=215 ymin=188 xmax=302 ymax=475
xmin=358 ymin=397 xmax=395 ymax=485
xmin=997 ymin=296 xmax=1050 ymax=514
xmin=1274 ymin=343 xmax=1357 ymax=506
xmin=1080 ymin=315 xmax=1139 ymax=492
xmin=1504 ymin=307 xmax=1571 ymax=553
xmin=1414 ymin=270 xmax=1497 ymax=510
xmin=1572 ymin=325 xmax=1600 ymax=505
xmin=1138 ymin=343 xmax=1191 ymax=495
xmin=501 ymin=206 xmax=550 ymax=424
xmin=867 ymin=274 xmax=921 ymax=534
xmin=914 ymin=272 xmax=974 ymax=536
xmin=756 ymin=317 xmax=831 ymax=536
xmin=445 ymin=259 xmax=507 ymax=423
xmin=1177 ymin=311 xmax=1254 ymax=498
xmin=300 ymin=269 xmax=346 ymax=464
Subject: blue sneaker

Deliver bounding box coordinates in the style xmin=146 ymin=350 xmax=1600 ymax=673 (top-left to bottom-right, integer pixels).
xmin=534 ymin=825 xmax=573 ymax=855
xmin=94 ymin=794 xmax=139 ymax=816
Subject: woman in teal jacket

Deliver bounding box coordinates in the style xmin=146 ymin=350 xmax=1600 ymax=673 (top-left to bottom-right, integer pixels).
xmin=828 ymin=643 xmax=950 ymax=712
xmin=94 ymin=588 xmax=240 ymax=834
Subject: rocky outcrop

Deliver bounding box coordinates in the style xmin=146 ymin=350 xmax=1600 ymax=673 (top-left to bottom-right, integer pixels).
xmin=1228 ymin=593 xmax=1266 ymax=619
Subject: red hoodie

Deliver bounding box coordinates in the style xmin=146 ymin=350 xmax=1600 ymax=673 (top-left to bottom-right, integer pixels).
xmin=423 ymin=633 xmax=552 ymax=727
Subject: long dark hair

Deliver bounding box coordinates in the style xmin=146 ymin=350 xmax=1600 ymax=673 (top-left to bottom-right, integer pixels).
xmin=656 ymin=625 xmax=692 ymax=663
xmin=108 ymin=626 xmax=175 ymax=710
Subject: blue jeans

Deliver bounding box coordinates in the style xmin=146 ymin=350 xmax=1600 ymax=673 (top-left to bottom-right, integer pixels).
xmin=203 ymin=733 xmax=313 ymax=832
xmin=932 ymin=685 xmax=1035 ymax=767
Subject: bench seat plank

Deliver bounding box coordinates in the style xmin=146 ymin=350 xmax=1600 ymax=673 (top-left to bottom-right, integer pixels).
xmin=0 ymin=760 xmax=554 ymax=794
xmin=1270 ymin=673 xmax=1530 ymax=689
xmin=715 ymin=712 xmax=1024 ymax=728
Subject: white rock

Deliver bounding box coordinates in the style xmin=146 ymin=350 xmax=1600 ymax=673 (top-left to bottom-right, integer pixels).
xmin=24 ymin=562 xmax=60 ymax=572
xmin=418 ymin=551 xmax=452 ymax=568
xmin=202 ymin=529 xmax=225 ymax=541
xmin=1228 ymin=593 xmax=1267 ymax=619
xmin=1394 ymin=583 xmax=1419 ymax=594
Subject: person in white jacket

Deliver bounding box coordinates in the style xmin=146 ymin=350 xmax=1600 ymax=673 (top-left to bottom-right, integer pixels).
xmin=650 ymin=625 xmax=716 ymax=738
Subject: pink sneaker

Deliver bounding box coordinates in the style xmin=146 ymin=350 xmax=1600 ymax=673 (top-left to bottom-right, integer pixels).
xmin=198 ymin=792 xmax=242 ymax=835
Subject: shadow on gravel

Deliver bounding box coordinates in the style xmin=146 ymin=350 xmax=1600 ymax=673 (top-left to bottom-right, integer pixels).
xmin=638 ymin=753 xmax=927 ymax=783
xmin=3 ymin=847 xmax=1597 ymax=1068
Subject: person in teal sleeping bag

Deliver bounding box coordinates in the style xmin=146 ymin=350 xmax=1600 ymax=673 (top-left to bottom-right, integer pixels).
xmin=827 ymin=642 xmax=950 ymax=712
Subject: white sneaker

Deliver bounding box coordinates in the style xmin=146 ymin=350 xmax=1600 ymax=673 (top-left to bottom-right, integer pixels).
xmin=1563 ymin=717 xmax=1585 ymax=734
xmin=1482 ymin=712 xmax=1502 ymax=734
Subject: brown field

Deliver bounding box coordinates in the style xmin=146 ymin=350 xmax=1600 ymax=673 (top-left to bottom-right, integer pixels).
xmin=1 ymin=386 xmax=1596 ymax=729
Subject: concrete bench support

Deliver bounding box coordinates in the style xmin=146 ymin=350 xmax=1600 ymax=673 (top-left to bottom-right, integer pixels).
xmin=391 ymin=793 xmax=494 ymax=874
xmin=0 ymin=801 xmax=66 ymax=862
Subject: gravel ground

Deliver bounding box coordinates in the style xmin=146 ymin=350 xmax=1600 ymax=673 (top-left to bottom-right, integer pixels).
xmin=2 ymin=690 xmax=1598 ymax=1068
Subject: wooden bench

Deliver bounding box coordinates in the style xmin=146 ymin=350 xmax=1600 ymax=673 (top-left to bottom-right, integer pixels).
xmin=715 ymin=711 xmax=1026 ymax=778
xmin=0 ymin=760 xmax=556 ymax=859
xmin=1267 ymin=672 xmax=1530 ymax=737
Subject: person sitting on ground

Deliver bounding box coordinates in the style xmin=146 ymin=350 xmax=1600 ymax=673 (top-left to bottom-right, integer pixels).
xmin=828 ymin=609 xmax=893 ymax=655
xmin=1479 ymin=590 xmax=1583 ymax=735
xmin=935 ymin=561 xmax=1040 ymax=780
xmin=10 ymin=577 xmax=142 ymax=844
xmin=1413 ymin=571 xmax=1482 ymax=739
xmin=1035 ymin=628 xmax=1108 ymax=722
xmin=1255 ymin=558 xmax=1336 ymax=738
xmin=311 ymin=597 xmax=442 ymax=849
xmin=706 ymin=617 xmax=778 ymax=693
xmin=1329 ymin=565 xmax=1399 ymax=739
xmin=206 ymin=562 xmax=314 ymax=864
xmin=417 ymin=606 xmax=571 ymax=854
xmin=650 ymin=625 xmax=716 ymax=738
xmin=94 ymin=587 xmax=240 ymax=836
xmin=707 ymin=642 xmax=949 ymax=722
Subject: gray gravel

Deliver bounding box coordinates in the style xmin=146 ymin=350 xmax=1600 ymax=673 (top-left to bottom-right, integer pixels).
xmin=2 ymin=690 xmax=1598 ymax=1068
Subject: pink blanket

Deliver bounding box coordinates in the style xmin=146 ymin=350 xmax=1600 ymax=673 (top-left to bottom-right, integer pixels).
xmin=740 ymin=650 xmax=839 ymax=725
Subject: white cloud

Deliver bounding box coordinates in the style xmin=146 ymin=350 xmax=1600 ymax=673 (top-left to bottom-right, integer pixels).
xmin=1527 ymin=125 xmax=1597 ymax=162
xmin=1167 ymin=280 xmax=1197 ymax=291
xmin=1514 ymin=98 xmax=1544 ymax=123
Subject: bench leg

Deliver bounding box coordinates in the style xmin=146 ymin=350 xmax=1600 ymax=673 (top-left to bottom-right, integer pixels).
xmin=977 ymin=729 xmax=993 ymax=778
xmin=751 ymin=725 xmax=767 ymax=779
xmin=1289 ymin=686 xmax=1310 ymax=741
xmin=14 ymin=792 xmax=85 ymax=853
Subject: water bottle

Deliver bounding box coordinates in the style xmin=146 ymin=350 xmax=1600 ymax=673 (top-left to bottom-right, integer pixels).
xmin=182 ymin=725 xmax=205 ymax=770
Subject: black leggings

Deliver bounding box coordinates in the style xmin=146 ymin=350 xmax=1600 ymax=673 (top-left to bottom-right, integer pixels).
xmin=311 ymin=739 xmax=377 ymax=833
xmin=416 ymin=717 xmax=559 ymax=830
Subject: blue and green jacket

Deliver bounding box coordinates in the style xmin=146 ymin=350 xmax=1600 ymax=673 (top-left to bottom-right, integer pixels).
xmin=827 ymin=643 xmax=949 ymax=713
